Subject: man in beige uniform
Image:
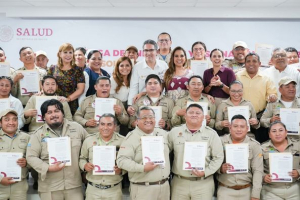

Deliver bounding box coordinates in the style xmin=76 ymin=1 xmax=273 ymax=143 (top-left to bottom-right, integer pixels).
xmin=217 ymin=114 xmax=263 ymax=200
xmin=23 ymin=75 xmax=72 ymax=133
xmin=0 ymin=109 xmax=30 ymax=200
xmin=168 ymin=103 xmax=224 ymax=200
xmin=223 ymin=41 xmax=249 ymax=74
xmin=74 ymin=76 xmax=129 ymax=134
xmin=26 ymin=99 xmax=88 ymax=200
xmin=117 ymin=106 xmax=170 ymax=200
xmin=79 ymin=113 xmax=124 ymax=200
xmin=128 ymin=74 xmax=174 ymax=130
xmin=157 ymin=32 xmax=172 ymax=64
xmin=124 ymin=45 xmax=139 ymax=65
xmin=11 ymin=47 xmax=47 ymax=107
xmin=171 ymin=75 xmax=216 ymax=128
xmin=261 ymin=76 xmax=300 ymax=137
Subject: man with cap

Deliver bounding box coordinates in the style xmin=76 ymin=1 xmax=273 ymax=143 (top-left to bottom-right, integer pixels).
xmin=217 ymin=114 xmax=263 ymax=200
xmin=117 ymin=106 xmax=170 ymax=200
xmin=168 ymin=103 xmax=224 ymax=199
xmin=223 ymin=41 xmax=249 ymax=74
xmin=0 ymin=47 xmax=16 ymax=77
xmin=79 ymin=113 xmax=124 ymax=200
xmin=124 ymin=46 xmax=139 ymax=65
xmin=35 ymin=50 xmax=49 ymax=71
xmin=26 ymin=99 xmax=88 ymax=200
xmin=157 ymin=32 xmax=172 ymax=64
xmin=261 ymin=76 xmax=300 ymax=138
xmin=0 ymin=109 xmax=30 ymax=200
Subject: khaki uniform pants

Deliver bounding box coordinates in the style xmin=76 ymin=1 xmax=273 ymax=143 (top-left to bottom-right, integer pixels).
xmin=0 ymin=180 xmax=28 ymax=200
xmin=217 ymin=185 xmax=251 ymax=200
xmin=39 ymin=186 xmax=83 ymax=200
xmin=86 ymin=183 xmax=122 ymax=200
xmin=261 ymin=182 xmax=300 ymax=200
xmin=130 ymin=181 xmax=170 ymax=200
xmin=171 ymin=175 xmax=214 ymax=200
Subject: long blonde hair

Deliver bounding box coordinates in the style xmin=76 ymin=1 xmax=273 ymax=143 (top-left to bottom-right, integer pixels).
xmin=57 ymin=43 xmax=76 ymax=68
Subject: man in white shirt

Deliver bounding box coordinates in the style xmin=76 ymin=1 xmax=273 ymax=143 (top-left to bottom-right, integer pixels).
xmin=263 ymin=48 xmax=300 ymax=97
xmin=127 ymin=39 xmax=168 ymax=105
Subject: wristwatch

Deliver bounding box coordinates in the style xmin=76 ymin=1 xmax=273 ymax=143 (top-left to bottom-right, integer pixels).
xmin=219 ymin=83 xmax=224 ymax=88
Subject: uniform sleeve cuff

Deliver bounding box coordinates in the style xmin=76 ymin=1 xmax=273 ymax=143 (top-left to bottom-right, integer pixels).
xmin=41 ymin=163 xmax=50 ymax=181
xmin=251 ymin=188 xmax=261 ymax=199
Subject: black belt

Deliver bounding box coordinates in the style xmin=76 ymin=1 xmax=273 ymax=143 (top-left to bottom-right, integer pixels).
xmin=131 ymin=177 xmax=168 ymax=186
xmin=88 ymin=181 xmax=121 ymax=189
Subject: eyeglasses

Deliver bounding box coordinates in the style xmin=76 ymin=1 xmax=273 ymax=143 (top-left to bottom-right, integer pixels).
xmin=193 ymin=48 xmax=205 ymax=52
xmin=158 ymin=39 xmax=170 ymax=43
xmin=143 ymin=49 xmax=156 ymax=53
xmin=138 ymin=115 xmax=155 ymax=120
xmin=234 ymin=47 xmax=246 ymax=51
xmin=273 ymin=54 xmax=286 ymax=59
xmin=230 ymin=90 xmax=243 ymax=94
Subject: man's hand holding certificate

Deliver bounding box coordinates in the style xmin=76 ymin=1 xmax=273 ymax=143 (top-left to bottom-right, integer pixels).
xmin=183 ymin=142 xmax=207 ymax=171
xmin=19 ymin=70 xmax=40 ymax=95
xmin=225 ymin=144 xmax=249 ymax=173
xmin=93 ymin=146 xmax=116 ymax=175
xmin=0 ymin=153 xmax=23 ymax=183
xmin=47 ymin=137 xmax=72 ymax=167
xmin=141 ymin=136 xmax=165 ymax=166
xmin=94 ymin=98 xmax=117 ymax=121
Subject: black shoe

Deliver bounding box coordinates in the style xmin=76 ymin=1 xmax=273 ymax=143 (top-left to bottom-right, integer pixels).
xmin=33 ymin=182 xmax=38 ymax=190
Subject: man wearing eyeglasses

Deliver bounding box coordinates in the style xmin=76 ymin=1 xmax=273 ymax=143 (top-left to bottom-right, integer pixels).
xmin=127 ymin=39 xmax=168 ymax=106
xmin=223 ymin=41 xmax=249 ymax=74
xmin=157 ymin=32 xmax=172 ymax=64
xmin=168 ymin=104 xmax=224 ymax=200
xmin=263 ymin=48 xmax=300 ymax=97
xmin=117 ymin=106 xmax=170 ymax=200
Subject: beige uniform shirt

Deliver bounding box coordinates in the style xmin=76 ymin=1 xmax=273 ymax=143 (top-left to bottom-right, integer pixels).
xmin=23 ymin=94 xmax=73 ymax=133
xmin=11 ymin=66 xmax=47 ymax=106
xmin=117 ymin=127 xmax=170 ymax=183
xmin=0 ymin=130 xmax=30 ymax=183
xmin=129 ymin=94 xmax=174 ymax=129
xmin=171 ymin=94 xmax=216 ymax=128
xmin=168 ymin=124 xmax=224 ymax=178
xmin=26 ymin=119 xmax=88 ymax=192
xmin=215 ymin=98 xmax=260 ymax=134
xmin=217 ymin=134 xmax=263 ymax=199
xmin=73 ymin=94 xmax=129 ymax=134
xmin=262 ymin=138 xmax=300 ymax=186
xmin=79 ymin=132 xmax=124 ymax=185
xmin=157 ymin=51 xmax=171 ymax=64
xmin=261 ymin=97 xmax=300 ymax=128
xmin=223 ymin=59 xmax=245 ymax=74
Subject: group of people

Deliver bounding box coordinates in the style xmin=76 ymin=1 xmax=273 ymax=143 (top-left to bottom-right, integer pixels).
xmin=0 ymin=31 xmax=300 ymax=200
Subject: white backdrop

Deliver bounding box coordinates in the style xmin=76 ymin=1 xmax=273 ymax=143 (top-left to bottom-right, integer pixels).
xmin=1 ymin=17 xmax=300 ymax=74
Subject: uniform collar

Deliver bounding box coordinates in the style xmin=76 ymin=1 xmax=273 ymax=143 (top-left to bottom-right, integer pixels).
xmin=135 ymin=126 xmax=161 ymax=136
xmin=187 ymin=94 xmax=204 ymax=102
xmin=96 ymin=132 xmax=118 ymax=144
xmin=224 ymin=98 xmax=247 ymax=106
xmin=239 ymin=69 xmax=263 ymax=78
xmin=0 ymin=129 xmax=19 ymax=138
xmin=222 ymin=134 xmax=250 ymax=144
xmin=183 ymin=124 xmax=205 ymax=134
xmin=231 ymin=59 xmax=245 ymax=66
xmin=265 ymin=137 xmax=293 ymax=150
xmin=44 ymin=118 xmax=70 ymax=137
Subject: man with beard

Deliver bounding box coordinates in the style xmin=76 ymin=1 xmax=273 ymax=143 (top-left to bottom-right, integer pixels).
xmin=23 ymin=75 xmax=72 ymax=133
xmin=26 ymin=99 xmax=88 ymax=200
xmin=223 ymin=41 xmax=249 ymax=74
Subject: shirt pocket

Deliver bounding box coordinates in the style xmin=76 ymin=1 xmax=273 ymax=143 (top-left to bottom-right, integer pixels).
xmin=0 ymin=142 xmax=9 ymax=150
xmin=292 ymin=150 xmax=300 ymax=169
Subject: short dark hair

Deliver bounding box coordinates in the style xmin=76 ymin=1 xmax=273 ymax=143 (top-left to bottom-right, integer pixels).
xmin=210 ymin=48 xmax=224 ymax=58
xmin=231 ymin=114 xmax=247 ymax=123
xmin=191 ymin=41 xmax=207 ymax=52
xmin=40 ymin=99 xmax=65 ymax=120
xmin=143 ymin=39 xmax=158 ymax=50
xmin=145 ymin=74 xmax=162 ymax=85
xmin=136 ymin=106 xmax=155 ymax=118
xmin=42 ymin=75 xmax=58 ymax=86
xmin=186 ymin=103 xmax=203 ymax=113
xmin=87 ymin=50 xmax=102 ymax=60
xmin=245 ymin=52 xmax=261 ymax=62
xmin=0 ymin=76 xmax=13 ymax=87
xmin=158 ymin=32 xmax=172 ymax=41
xmin=95 ymin=76 xmax=111 ymax=85
xmin=19 ymin=47 xmax=33 ymax=56
xmin=0 ymin=47 xmax=4 ymax=54
xmin=285 ymin=47 xmax=299 ymax=57
xmin=188 ymin=75 xmax=203 ymax=85
xmin=269 ymin=121 xmax=287 ymax=133
xmin=99 ymin=113 xmax=117 ymax=125
xmin=229 ymin=80 xmax=243 ymax=89
xmin=75 ymin=47 xmax=87 ymax=56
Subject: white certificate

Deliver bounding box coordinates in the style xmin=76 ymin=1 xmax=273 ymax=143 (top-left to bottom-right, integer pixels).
xmin=255 ymin=43 xmax=274 ymax=66
xmin=47 ymin=137 xmax=72 ymax=166
xmin=94 ymin=98 xmax=117 ymax=121
xmin=93 ymin=146 xmax=116 ymax=175
xmin=0 ymin=152 xmax=22 ymax=181
xmin=269 ymin=153 xmax=293 ymax=182
xmin=141 ymin=136 xmax=165 ymax=165
xmin=225 ymin=144 xmax=249 ymax=173
xmin=183 ymin=142 xmax=207 ymax=171
xmin=35 ymin=96 xmax=58 ymax=122
xmin=190 ymin=60 xmax=209 ymax=78
xmin=19 ymin=70 xmax=40 ymax=95
xmin=280 ymin=108 xmax=300 ymax=135
xmin=149 ymin=106 xmax=162 ymax=127
xmin=228 ymin=106 xmax=250 ymax=131
xmin=187 ymin=101 xmax=208 ymax=127
xmin=0 ymin=62 xmax=11 ymax=76
xmin=0 ymin=98 xmax=10 ymax=113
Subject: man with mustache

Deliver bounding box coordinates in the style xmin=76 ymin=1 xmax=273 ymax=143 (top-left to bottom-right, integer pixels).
xmin=26 ymin=99 xmax=88 ymax=200
xmin=79 ymin=114 xmax=124 ymax=200
xmin=223 ymin=41 xmax=249 ymax=74
xmin=117 ymin=106 xmax=170 ymax=200
xmin=74 ymin=76 xmax=129 ymax=134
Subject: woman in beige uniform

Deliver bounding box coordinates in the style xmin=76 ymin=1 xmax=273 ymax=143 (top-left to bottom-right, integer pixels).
xmin=261 ymin=121 xmax=300 ymax=200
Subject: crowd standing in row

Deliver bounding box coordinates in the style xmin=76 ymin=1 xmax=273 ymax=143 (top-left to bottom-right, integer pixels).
xmin=0 ymin=31 xmax=300 ymax=200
